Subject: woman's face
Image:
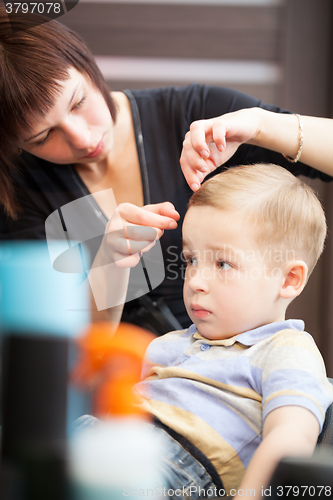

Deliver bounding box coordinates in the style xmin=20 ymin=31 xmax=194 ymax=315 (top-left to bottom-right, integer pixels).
xmin=21 ymin=68 xmax=114 ymax=165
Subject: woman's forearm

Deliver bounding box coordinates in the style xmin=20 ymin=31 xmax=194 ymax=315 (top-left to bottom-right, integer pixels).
xmin=180 ymin=107 xmax=333 ymax=191
xmin=89 ymin=238 xmax=130 ymax=325
xmin=250 ymin=109 xmax=333 ymax=176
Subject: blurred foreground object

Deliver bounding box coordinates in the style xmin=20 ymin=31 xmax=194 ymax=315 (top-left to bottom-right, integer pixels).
xmin=0 ymin=241 xmax=89 ymax=500
xmin=71 ymin=321 xmax=156 ymax=417
xmin=69 ymin=322 xmax=166 ymax=499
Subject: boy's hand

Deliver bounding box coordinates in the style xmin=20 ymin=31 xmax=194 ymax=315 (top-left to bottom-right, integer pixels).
xmin=234 ymin=406 xmax=319 ymax=499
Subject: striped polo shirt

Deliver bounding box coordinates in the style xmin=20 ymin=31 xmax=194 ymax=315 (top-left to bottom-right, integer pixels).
xmin=135 ymin=320 xmax=333 ymax=494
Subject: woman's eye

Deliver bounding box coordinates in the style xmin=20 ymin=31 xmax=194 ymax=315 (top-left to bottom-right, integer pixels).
xmin=217 ymin=261 xmax=232 ymax=270
xmin=36 ymin=131 xmax=51 ymax=146
xmin=72 ymin=94 xmax=87 ymax=110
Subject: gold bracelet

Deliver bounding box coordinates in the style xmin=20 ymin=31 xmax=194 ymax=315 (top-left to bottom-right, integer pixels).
xmin=283 ymin=114 xmax=303 ymax=163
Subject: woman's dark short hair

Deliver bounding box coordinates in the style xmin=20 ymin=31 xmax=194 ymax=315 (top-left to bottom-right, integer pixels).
xmin=0 ymin=6 xmax=117 ymax=218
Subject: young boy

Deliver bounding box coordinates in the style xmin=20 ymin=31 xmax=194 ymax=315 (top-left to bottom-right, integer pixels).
xmin=135 ymin=163 xmax=333 ymax=498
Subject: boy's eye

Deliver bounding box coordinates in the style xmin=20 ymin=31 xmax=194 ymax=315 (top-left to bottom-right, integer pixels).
xmin=217 ymin=261 xmax=232 ymax=270
xmin=184 ymin=255 xmax=197 ymax=266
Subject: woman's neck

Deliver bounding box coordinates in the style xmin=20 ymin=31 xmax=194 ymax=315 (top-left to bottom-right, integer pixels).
xmin=107 ymin=91 xmax=134 ymax=168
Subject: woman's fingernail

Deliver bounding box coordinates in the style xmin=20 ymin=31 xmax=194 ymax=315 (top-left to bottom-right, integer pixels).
xmin=169 ymin=221 xmax=177 ymax=229
xmin=190 ymin=183 xmax=200 ymax=191
xmin=200 ymin=150 xmax=209 ymax=159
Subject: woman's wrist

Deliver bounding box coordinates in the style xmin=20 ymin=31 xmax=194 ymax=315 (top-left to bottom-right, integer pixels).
xmin=248 ymin=109 xmax=302 ymax=161
xmin=245 ymin=107 xmax=265 ymax=146
xmin=282 ymin=114 xmax=303 ymax=163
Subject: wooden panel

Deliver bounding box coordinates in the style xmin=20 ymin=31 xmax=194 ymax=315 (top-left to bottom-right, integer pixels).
xmin=107 ymin=80 xmax=282 ymax=105
xmin=282 ymin=0 xmax=333 ymax=116
xmin=62 ymin=2 xmax=284 ymax=61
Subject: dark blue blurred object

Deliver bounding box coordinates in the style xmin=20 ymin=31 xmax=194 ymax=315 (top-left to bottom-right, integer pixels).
xmin=0 ymin=241 xmax=89 ymax=500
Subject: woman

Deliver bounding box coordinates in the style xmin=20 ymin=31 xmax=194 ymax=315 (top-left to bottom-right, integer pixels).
xmin=1 ymin=7 xmax=331 ymax=332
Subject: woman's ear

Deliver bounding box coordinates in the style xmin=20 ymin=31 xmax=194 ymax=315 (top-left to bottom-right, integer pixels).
xmin=279 ymin=261 xmax=308 ymax=300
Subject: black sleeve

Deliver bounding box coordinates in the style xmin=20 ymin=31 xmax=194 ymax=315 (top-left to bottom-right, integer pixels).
xmin=182 ymin=84 xmax=332 ymax=182
xmin=0 ymin=196 xmax=47 ymax=240
xmin=0 ymin=153 xmax=86 ymax=240
xmin=0 ymin=172 xmax=50 ymax=240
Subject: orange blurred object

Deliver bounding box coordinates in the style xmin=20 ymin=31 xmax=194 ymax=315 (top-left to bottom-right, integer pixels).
xmin=71 ymin=322 xmax=156 ymax=418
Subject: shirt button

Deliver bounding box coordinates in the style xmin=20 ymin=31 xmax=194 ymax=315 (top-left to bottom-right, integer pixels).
xmin=201 ymin=344 xmax=211 ymax=351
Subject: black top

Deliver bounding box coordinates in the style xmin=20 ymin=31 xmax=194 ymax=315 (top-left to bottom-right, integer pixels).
xmin=1 ymin=84 xmax=331 ymax=327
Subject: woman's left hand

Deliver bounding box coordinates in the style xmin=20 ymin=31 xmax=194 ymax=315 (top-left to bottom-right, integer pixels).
xmin=180 ymin=108 xmax=261 ymax=191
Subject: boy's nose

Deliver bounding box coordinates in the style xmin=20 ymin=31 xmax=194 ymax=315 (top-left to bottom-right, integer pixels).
xmin=187 ymin=267 xmax=210 ymax=293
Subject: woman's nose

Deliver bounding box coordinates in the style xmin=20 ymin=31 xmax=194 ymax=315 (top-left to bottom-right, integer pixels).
xmin=63 ymin=117 xmax=91 ymax=150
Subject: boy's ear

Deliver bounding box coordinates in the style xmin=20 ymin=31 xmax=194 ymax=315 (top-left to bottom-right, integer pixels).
xmin=279 ymin=261 xmax=308 ymax=300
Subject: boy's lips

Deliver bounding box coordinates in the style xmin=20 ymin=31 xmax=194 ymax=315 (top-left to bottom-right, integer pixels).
xmin=191 ymin=304 xmax=212 ymax=319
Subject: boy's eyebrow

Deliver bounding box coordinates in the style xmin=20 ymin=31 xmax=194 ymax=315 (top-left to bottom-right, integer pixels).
xmin=182 ymin=239 xmax=191 ymax=250
xmin=23 ymin=84 xmax=80 ymax=143
xmin=182 ymin=241 xmax=239 ymax=256
xmin=209 ymin=244 xmax=237 ymax=255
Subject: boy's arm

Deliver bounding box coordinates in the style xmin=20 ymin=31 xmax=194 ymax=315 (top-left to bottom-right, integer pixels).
xmin=234 ymin=406 xmax=319 ymax=499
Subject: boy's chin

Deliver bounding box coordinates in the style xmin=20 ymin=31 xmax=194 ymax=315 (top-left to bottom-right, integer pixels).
xmin=195 ymin=324 xmax=235 ymax=341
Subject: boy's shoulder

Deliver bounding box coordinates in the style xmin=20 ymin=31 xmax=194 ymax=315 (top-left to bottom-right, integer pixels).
xmin=258 ymin=327 xmax=327 ymax=378
xmin=253 ymin=325 xmax=321 ymax=354
xmin=238 ymin=321 xmax=325 ymax=369
xmin=270 ymin=327 xmax=315 ymax=345
xmin=268 ymin=327 xmax=321 ymax=356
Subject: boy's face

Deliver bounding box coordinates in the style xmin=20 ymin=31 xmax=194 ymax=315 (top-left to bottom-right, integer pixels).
xmin=182 ymin=206 xmax=287 ymax=340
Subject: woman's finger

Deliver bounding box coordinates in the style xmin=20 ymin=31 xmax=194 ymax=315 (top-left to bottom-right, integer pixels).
xmin=188 ymin=119 xmax=214 ymax=157
xmin=179 ymin=153 xmax=207 ymax=192
xmin=180 ymin=134 xmax=226 ymax=191
xmin=117 ymin=202 xmax=179 ymax=230
xmin=106 ymin=226 xmax=157 ymax=255
xmin=143 ymin=202 xmax=180 ymax=221
xmin=182 ymin=131 xmax=211 ymax=172
xmin=114 ymin=252 xmax=142 ymax=268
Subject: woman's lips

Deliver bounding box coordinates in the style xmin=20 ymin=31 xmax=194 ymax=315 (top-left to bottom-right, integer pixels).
xmin=83 ymin=138 xmax=104 ymax=159
xmin=191 ymin=305 xmax=212 ymax=319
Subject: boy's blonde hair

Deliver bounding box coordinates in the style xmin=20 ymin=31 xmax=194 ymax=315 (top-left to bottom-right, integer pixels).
xmin=188 ymin=164 xmax=327 ymax=276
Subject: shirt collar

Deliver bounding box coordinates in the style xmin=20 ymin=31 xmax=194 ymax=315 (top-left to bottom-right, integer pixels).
xmin=191 ymin=319 xmax=305 ymax=347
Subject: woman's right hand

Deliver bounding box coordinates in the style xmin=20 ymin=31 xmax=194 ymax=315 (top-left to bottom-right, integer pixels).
xmin=102 ymin=201 xmax=180 ymax=268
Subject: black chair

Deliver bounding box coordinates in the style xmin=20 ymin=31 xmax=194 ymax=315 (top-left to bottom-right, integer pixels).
xmin=317 ymin=377 xmax=333 ymax=447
